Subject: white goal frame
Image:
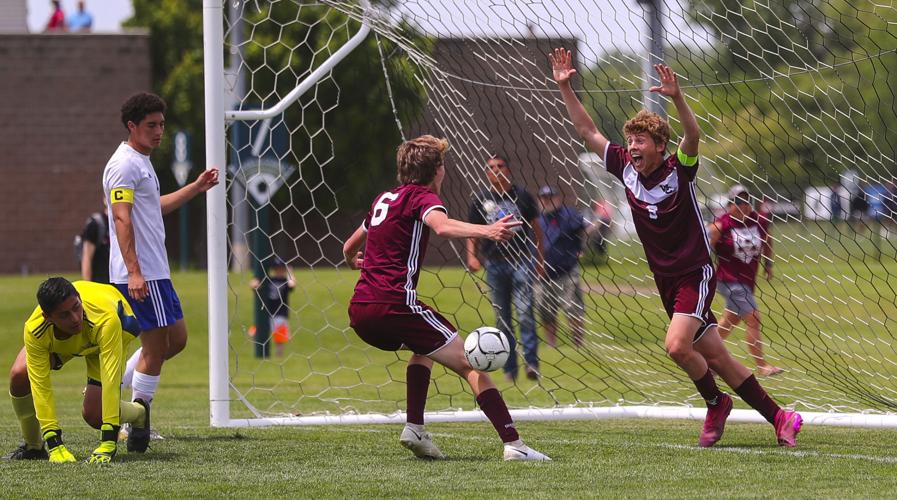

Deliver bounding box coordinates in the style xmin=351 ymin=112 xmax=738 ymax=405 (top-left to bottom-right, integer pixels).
xmin=202 ymin=0 xmax=897 ymax=429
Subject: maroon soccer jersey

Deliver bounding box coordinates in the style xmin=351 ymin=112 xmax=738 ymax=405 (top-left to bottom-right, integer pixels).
xmin=351 ymin=184 xmax=446 ymax=304
xmin=714 ymin=212 xmax=770 ymax=290
xmin=604 ymin=143 xmax=712 ymax=276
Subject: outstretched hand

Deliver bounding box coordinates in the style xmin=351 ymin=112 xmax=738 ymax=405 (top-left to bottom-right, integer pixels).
xmin=486 ymin=214 xmax=523 ymax=242
xmin=549 ymin=48 xmax=577 ymax=85
xmin=194 ymin=168 xmax=220 ymax=193
xmin=648 ymin=64 xmax=681 ymax=98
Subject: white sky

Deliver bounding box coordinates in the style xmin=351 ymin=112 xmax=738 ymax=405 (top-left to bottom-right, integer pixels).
xmin=26 ymin=0 xmax=709 ymax=58
xmin=27 ymin=0 xmax=133 ymax=33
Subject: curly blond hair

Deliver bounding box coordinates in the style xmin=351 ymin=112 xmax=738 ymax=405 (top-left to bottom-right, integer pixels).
xmin=396 ymin=135 xmax=449 ymax=185
xmin=623 ymin=110 xmax=671 ymax=149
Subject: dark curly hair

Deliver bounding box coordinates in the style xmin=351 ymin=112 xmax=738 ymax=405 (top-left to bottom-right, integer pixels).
xmin=36 ymin=277 xmax=77 ymax=315
xmin=120 ymin=92 xmax=167 ymax=130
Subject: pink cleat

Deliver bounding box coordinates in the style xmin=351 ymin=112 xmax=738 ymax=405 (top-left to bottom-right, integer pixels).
xmin=774 ymin=409 xmax=803 ymax=447
xmin=699 ymin=393 xmax=733 ymax=448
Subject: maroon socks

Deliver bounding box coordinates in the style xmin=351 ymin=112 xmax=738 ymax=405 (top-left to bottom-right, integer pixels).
xmin=405 ymin=364 xmax=431 ymax=425
xmin=476 ymin=388 xmax=520 ymax=443
xmin=693 ymin=369 xmax=724 ymax=406
xmin=735 ymin=374 xmax=780 ymax=424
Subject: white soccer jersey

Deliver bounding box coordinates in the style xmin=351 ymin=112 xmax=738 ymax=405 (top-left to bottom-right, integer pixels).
xmin=102 ymin=142 xmax=171 ymax=283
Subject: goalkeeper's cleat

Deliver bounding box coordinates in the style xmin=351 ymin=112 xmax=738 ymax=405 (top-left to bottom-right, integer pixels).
xmin=89 ymin=424 xmax=119 ymax=464
xmin=699 ymin=393 xmax=733 ymax=448
xmin=774 ymin=409 xmax=803 ymax=448
xmin=88 ymin=442 xmax=117 ymax=464
xmin=503 ymin=440 xmax=551 ymax=461
xmin=44 ymin=430 xmax=77 ymax=463
xmin=48 ymin=445 xmax=76 ymax=463
xmin=127 ymin=398 xmax=151 ymax=453
xmin=399 ymin=424 xmax=445 ymax=459
xmin=2 ymin=443 xmax=48 ymax=460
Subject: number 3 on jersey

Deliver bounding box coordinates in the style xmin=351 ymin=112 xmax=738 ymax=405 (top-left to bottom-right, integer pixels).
xmin=371 ymin=192 xmax=399 ymax=227
xmin=647 ymin=204 xmax=658 ymax=220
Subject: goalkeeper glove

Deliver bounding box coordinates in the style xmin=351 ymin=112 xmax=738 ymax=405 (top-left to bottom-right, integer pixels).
xmin=43 ymin=430 xmax=76 ymax=463
xmin=88 ymin=424 xmax=120 ymax=464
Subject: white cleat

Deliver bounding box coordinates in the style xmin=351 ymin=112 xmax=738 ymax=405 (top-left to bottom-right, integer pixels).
xmin=399 ymin=425 xmax=445 ymax=459
xmin=503 ymin=440 xmax=551 ymax=461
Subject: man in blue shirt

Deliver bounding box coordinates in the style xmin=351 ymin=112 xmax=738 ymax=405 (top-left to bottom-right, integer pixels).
xmin=68 ymin=1 xmax=93 ymax=32
xmin=536 ymin=186 xmax=586 ymax=347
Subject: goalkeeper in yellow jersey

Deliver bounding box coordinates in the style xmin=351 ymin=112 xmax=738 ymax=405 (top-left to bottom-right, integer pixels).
xmin=3 ymin=277 xmax=149 ymax=464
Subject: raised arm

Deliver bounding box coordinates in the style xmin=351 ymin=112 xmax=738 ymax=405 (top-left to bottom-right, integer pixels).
xmin=550 ymin=48 xmax=609 ymax=155
xmin=425 ymin=212 xmax=522 ymax=241
xmin=649 ymin=64 xmax=699 ymax=157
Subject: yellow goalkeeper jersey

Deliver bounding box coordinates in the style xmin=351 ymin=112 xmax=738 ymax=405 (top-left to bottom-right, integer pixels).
xmin=23 ymin=281 xmax=139 ymax=433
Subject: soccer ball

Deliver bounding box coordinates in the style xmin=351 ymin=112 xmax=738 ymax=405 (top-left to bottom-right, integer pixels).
xmin=464 ymin=327 xmax=510 ymax=372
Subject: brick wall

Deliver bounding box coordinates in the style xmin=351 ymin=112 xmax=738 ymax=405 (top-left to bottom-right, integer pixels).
xmin=0 ymin=33 xmax=150 ymax=274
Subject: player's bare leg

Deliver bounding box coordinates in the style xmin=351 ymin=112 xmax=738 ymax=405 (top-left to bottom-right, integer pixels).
xmin=431 ymin=337 xmax=550 ymax=461
xmin=542 ymin=320 xmax=558 ymax=348
xmin=82 ymin=384 xmax=146 ymax=430
xmin=3 ymin=348 xmax=47 ymax=460
xmin=716 ymin=310 xmax=741 ymax=340
xmin=743 ymin=310 xmax=783 ymax=376
xmin=666 ymin=315 xmax=732 ymax=447
xmin=398 ymin=354 xmax=443 ymax=459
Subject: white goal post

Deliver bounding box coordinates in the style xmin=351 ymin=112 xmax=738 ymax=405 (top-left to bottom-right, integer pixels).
xmin=204 ymin=0 xmax=897 ymax=429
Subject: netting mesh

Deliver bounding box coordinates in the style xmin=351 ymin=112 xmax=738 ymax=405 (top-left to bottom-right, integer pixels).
xmin=221 ymin=0 xmax=897 ymax=421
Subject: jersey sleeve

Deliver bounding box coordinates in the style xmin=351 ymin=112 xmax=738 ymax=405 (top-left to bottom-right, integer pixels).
xmin=105 ymin=158 xmax=140 ymax=204
xmin=414 ymin=191 xmax=446 ymax=221
xmin=93 ymin=317 xmax=126 ymax=427
xmin=23 ymin=328 xmax=59 ymax=433
xmin=675 ymin=149 xmax=700 ymax=182
xmin=603 ymin=143 xmax=628 ymax=180
xmin=361 ymin=209 xmax=372 ymax=232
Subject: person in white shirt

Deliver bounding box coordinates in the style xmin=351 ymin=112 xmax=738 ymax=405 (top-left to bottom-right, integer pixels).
xmin=102 ymin=92 xmax=218 ymax=452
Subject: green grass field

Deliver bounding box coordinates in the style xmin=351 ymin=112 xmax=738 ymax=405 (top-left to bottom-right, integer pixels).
xmin=1 ymin=222 xmax=897 ymax=498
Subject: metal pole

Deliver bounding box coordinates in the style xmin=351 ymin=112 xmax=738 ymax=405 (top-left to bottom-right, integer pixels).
xmin=638 ymin=0 xmax=666 ymax=117
xmin=228 ymin=0 xmax=250 ymax=272
xmin=203 ymin=0 xmax=230 ymax=427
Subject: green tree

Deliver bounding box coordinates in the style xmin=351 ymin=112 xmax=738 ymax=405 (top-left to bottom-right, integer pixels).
xmin=125 ymin=0 xmax=428 ymax=214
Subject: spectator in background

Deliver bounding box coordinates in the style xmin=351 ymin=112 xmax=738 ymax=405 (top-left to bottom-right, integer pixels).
xmin=586 ymin=199 xmax=613 ymax=256
xmin=830 ymin=182 xmax=844 ymax=224
xmin=467 ymin=155 xmax=544 ymax=381
xmin=250 ymin=257 xmax=296 ymax=357
xmin=79 ymin=201 xmax=110 ymax=284
xmin=883 ymin=181 xmax=897 ymax=236
xmin=849 ymin=182 xmax=870 ymax=233
xmin=45 ymin=0 xmax=66 ymax=31
xmin=536 ymin=186 xmax=587 ymax=348
xmin=68 ymin=1 xmax=93 ymax=32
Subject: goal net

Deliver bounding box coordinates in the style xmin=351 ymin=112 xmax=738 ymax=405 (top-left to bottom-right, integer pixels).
xmin=204 ymin=0 xmax=897 ymax=427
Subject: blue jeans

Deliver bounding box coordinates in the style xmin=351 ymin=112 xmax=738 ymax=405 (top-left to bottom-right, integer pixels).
xmin=485 ymin=259 xmax=538 ymax=377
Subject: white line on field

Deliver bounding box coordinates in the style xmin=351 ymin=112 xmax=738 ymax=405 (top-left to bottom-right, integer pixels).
xmin=659 ymin=443 xmax=897 ymax=464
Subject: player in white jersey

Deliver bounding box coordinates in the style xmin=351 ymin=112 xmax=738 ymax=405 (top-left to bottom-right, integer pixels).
xmin=102 ymin=92 xmax=218 ymax=452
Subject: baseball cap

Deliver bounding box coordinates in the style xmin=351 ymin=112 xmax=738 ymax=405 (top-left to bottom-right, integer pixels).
xmin=728 ymin=184 xmax=750 ymax=204
xmin=538 ymin=185 xmax=558 ymax=197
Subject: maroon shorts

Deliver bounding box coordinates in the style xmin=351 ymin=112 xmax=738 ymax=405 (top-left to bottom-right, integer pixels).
xmin=654 ymin=264 xmax=718 ymax=341
xmin=348 ymin=302 xmax=458 ymax=355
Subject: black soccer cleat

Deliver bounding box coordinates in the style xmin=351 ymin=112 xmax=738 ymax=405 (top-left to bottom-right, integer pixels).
xmin=2 ymin=443 xmax=49 ymax=460
xmin=127 ymin=398 xmax=151 ymax=453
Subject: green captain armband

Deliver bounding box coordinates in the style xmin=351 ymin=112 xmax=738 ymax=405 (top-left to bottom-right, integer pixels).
xmin=676 ymin=149 xmax=699 ymax=167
